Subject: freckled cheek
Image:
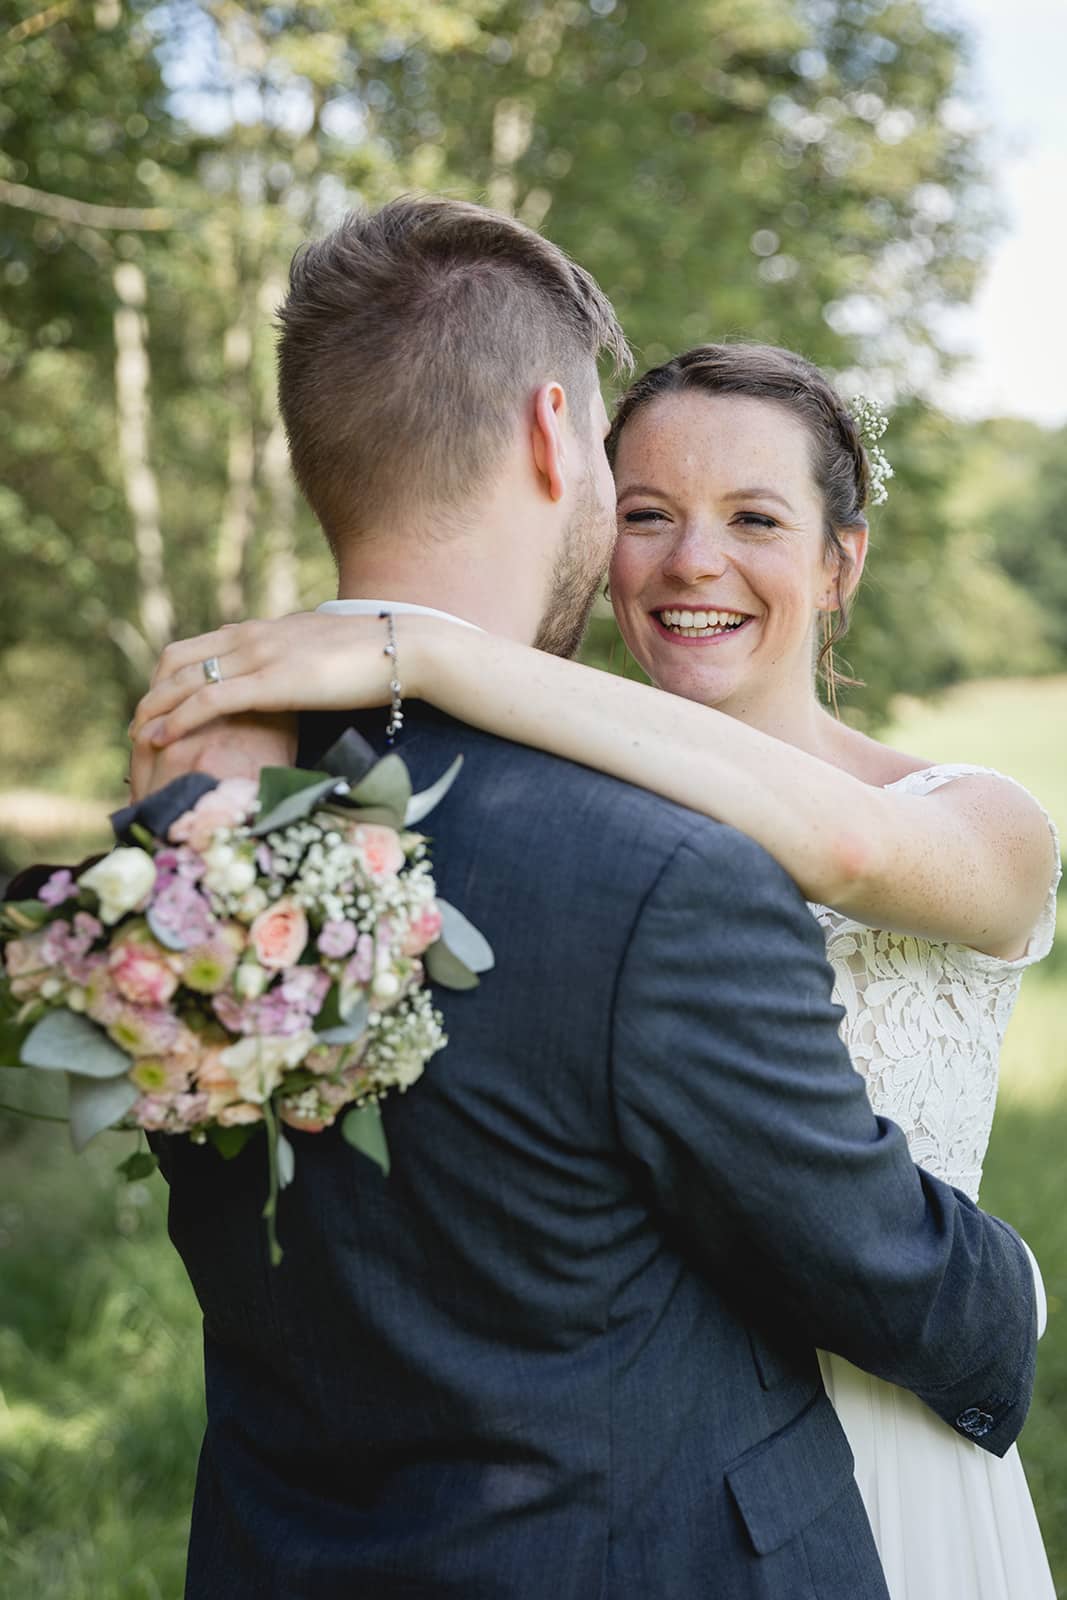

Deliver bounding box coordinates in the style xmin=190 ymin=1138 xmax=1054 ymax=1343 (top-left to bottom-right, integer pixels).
xmin=608 ymin=540 xmax=654 ymax=624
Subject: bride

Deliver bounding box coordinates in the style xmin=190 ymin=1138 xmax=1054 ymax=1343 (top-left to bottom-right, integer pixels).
xmin=132 ymin=341 xmax=1060 ymax=1598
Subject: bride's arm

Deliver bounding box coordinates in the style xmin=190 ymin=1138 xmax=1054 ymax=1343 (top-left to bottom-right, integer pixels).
xmin=132 ymin=613 xmax=1055 ymax=959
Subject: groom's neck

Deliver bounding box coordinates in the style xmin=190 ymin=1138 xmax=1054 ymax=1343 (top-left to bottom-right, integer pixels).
xmin=333 ymin=548 xmax=539 ymax=644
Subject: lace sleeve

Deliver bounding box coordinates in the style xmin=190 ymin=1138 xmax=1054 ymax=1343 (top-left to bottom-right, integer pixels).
xmin=886 ymin=763 xmax=1062 ymax=971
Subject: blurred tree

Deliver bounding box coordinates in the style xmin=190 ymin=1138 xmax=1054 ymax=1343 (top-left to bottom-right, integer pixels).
xmin=0 ymin=0 xmax=1054 ymax=829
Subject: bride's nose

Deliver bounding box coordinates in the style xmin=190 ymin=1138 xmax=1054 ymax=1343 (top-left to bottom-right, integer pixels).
xmin=660 ymin=524 xmax=730 ymax=587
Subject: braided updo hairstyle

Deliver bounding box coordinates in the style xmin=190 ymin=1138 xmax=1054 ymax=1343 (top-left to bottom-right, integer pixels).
xmin=606 ymin=343 xmax=871 ymax=702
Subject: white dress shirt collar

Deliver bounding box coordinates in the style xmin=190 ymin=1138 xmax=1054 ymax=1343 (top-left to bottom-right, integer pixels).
xmin=316 ymin=598 xmax=481 ymax=630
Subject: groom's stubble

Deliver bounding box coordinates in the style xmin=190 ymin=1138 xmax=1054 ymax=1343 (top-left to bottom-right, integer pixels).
xmin=533 ymin=459 xmax=615 ymax=660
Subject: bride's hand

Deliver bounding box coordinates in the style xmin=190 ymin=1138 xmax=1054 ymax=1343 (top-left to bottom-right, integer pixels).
xmin=129 ymin=610 xmax=445 ymax=748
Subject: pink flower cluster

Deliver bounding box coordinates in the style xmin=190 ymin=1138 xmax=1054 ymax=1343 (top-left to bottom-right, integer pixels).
xmin=2 ymin=774 xmax=451 ymax=1156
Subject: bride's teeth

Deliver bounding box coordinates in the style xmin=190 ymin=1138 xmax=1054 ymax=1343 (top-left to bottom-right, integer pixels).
xmin=657 ymin=607 xmax=748 ymax=636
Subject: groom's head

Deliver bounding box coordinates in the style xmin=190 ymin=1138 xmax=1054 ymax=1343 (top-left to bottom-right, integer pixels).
xmin=277 ymin=195 xmax=630 ymax=655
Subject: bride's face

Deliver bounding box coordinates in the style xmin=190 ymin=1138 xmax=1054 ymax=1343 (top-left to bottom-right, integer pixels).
xmin=609 ymin=392 xmax=848 ymax=719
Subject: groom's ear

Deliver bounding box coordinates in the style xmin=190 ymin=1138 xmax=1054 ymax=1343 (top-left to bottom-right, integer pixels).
xmin=530 ymin=382 xmax=568 ymax=503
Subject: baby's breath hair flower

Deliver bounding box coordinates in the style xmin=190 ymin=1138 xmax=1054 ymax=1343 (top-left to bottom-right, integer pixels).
xmin=848 ymin=395 xmax=894 ymax=507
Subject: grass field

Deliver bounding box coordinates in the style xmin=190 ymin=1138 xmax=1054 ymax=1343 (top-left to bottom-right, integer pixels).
xmin=0 ymin=676 xmax=1064 ymax=1598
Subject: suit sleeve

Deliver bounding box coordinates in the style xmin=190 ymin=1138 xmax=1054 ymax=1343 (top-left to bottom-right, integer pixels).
xmin=611 ymin=825 xmax=1038 ymax=1457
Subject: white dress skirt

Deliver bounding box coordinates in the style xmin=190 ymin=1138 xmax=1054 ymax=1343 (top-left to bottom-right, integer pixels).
xmin=808 ymin=764 xmax=1060 ymax=1600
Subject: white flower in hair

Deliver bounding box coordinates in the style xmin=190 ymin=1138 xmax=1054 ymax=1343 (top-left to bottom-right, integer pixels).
xmin=849 ymin=395 xmax=894 ymax=507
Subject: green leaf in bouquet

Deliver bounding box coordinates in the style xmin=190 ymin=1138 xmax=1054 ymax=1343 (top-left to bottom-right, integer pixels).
xmin=251 ymin=771 xmax=343 ymax=837
xmin=316 ymin=989 xmax=370 ymax=1045
xmin=129 ymin=823 xmax=157 ymax=852
xmin=23 ymin=1009 xmax=133 ymax=1078
xmin=68 ymin=1070 xmax=139 ymax=1153
xmin=208 ymin=1122 xmax=258 ymax=1160
xmin=345 ymin=755 xmax=412 ymax=830
xmin=437 ymin=899 xmax=494 ymax=974
xmin=116 ymin=1149 xmax=159 ymax=1182
xmin=405 ymin=756 xmax=464 ymax=827
xmin=2 ymin=898 xmax=54 ymax=933
xmin=424 ymin=941 xmax=479 ymax=991
xmin=277 ymin=1131 xmax=296 ymax=1190
xmin=0 ymin=989 xmax=35 ymax=1068
xmin=341 ymin=1102 xmax=391 ymax=1176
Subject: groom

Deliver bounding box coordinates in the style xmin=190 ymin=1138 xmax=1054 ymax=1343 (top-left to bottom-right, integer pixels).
xmin=141 ymin=198 xmax=1038 ymax=1599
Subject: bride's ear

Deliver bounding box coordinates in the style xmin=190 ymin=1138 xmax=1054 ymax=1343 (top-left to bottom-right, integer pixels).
xmin=531 ymin=382 xmax=568 ymax=503
xmin=826 ymin=521 xmax=869 ymax=607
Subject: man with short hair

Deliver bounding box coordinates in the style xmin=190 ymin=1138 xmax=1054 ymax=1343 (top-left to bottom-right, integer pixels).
xmin=139 ymin=196 xmax=1037 ymax=1599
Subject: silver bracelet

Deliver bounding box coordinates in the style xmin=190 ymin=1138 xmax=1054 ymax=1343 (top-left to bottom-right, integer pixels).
xmin=380 ymin=611 xmax=403 ymax=744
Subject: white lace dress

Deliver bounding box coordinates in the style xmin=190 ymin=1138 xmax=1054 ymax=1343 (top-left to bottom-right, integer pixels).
xmin=809 ymin=764 xmax=1061 ymax=1600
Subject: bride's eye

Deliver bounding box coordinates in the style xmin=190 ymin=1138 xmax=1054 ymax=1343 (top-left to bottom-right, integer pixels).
xmin=732 ymin=512 xmax=778 ymax=531
xmin=621 ymin=508 xmax=669 ymax=526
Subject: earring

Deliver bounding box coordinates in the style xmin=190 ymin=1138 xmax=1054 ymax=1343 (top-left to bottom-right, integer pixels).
xmin=821 ymin=610 xmax=841 ymax=720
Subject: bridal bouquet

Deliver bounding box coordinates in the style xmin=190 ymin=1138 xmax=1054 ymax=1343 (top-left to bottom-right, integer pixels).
xmin=0 ymin=732 xmax=491 ymax=1261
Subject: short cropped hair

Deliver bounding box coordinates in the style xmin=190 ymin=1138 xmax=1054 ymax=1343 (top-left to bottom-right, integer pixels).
xmin=277 ymin=195 xmax=631 ymax=550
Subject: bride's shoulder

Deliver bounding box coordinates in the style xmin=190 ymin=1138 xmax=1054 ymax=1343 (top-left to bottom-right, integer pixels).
xmin=822 ymin=720 xmax=933 ymax=789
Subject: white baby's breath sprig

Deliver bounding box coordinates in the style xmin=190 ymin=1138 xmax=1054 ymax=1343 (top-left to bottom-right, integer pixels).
xmin=848 ymin=395 xmax=894 ymax=507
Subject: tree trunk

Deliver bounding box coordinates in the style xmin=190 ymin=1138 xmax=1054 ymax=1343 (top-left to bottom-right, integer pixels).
xmin=112 ymin=259 xmax=174 ymax=673
xmin=215 ymin=258 xmax=257 ymax=622
xmin=260 ymin=414 xmax=299 ymax=617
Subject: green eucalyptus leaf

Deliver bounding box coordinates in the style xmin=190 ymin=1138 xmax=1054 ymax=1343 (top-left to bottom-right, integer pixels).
xmin=251 ymin=773 xmax=342 ymax=837
xmin=277 ymin=1131 xmax=296 ymax=1190
xmin=405 ymin=756 xmax=464 ymax=826
xmin=341 ymin=1103 xmax=391 ymax=1175
xmin=68 ymin=1071 xmax=139 ymax=1153
xmin=436 ymin=899 xmax=494 ymax=974
xmin=348 ymin=755 xmax=412 ymax=830
xmin=317 ymin=997 xmax=369 ymax=1045
xmin=208 ymin=1122 xmax=257 ymax=1160
xmin=424 ymin=940 xmax=479 ymax=991
xmin=116 ymin=1149 xmax=159 ymax=1182
xmin=23 ymin=1009 xmax=132 ymax=1078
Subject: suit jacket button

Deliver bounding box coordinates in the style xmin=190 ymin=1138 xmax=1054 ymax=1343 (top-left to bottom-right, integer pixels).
xmin=957 ymin=1407 xmax=995 ymax=1438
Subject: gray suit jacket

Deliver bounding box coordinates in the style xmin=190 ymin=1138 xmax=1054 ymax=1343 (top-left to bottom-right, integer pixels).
xmin=161 ymin=705 xmax=1037 ymax=1599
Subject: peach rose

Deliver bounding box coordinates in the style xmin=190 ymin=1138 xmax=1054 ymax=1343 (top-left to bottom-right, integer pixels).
xmin=350 ymin=823 xmax=405 ymax=882
xmin=216 ymin=1101 xmax=264 ymax=1126
xmin=249 ymin=898 xmax=308 ymax=970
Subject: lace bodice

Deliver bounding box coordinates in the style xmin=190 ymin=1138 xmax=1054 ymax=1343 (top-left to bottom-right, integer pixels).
xmin=809 ymin=764 xmax=1061 ymax=1202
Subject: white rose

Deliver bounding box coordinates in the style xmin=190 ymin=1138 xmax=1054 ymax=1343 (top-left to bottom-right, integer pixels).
xmin=80 ymin=847 xmax=157 ymax=925
xmin=234 ymin=958 xmax=271 ymax=999
xmin=220 ymin=1030 xmax=317 ymax=1103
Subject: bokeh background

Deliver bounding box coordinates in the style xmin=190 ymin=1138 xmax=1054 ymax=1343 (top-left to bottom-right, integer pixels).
xmin=1 ymin=2 xmax=1064 ymax=1595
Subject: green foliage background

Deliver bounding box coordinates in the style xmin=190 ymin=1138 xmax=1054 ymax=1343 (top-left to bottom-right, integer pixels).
xmin=1 ymin=1 xmax=1065 ymax=1593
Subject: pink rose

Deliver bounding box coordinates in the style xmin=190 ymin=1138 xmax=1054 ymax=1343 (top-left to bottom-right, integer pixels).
xmin=249 ymin=899 xmax=308 ymax=970
xmin=350 ymin=823 xmax=405 ymax=883
xmin=403 ymin=902 xmax=443 ymax=957
xmin=109 ymin=940 xmax=179 ymax=1007
xmin=168 ymin=777 xmax=259 ymax=853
